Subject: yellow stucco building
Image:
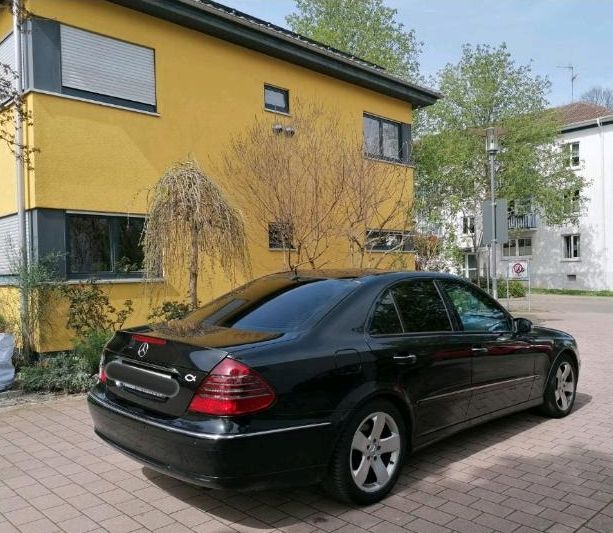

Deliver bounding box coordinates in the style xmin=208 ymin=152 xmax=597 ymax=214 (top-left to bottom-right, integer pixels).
xmin=0 ymin=0 xmax=439 ymax=352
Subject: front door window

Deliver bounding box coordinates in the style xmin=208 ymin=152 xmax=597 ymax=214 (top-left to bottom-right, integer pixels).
xmin=439 ymin=280 xmax=510 ymax=332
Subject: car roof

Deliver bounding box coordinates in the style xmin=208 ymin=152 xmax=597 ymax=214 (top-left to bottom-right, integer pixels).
xmin=265 ymin=269 xmax=462 ymax=285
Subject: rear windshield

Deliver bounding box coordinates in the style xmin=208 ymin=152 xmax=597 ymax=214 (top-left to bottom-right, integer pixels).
xmin=182 ymin=278 xmax=358 ymax=333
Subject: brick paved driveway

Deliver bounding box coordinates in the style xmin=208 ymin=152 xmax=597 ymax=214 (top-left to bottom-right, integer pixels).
xmin=1 ymin=295 xmax=612 ymax=533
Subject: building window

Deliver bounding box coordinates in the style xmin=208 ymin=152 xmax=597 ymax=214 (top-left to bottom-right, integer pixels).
xmin=66 ymin=214 xmax=145 ymax=277
xmin=268 ymin=222 xmax=294 ymax=249
xmin=366 ymin=229 xmax=414 ymax=252
xmin=462 ymin=216 xmax=475 ymax=234
xmin=363 ymin=113 xmax=411 ymax=164
xmin=568 ymin=142 xmax=580 ymax=168
xmin=563 ymin=234 xmax=580 ymax=259
xmin=264 ymin=85 xmax=289 ymax=113
xmin=502 ymin=237 xmax=532 ymax=257
xmin=60 ymin=24 xmax=156 ymax=111
xmin=464 ymin=253 xmax=478 ymax=281
xmin=0 ymin=33 xmax=15 ymax=100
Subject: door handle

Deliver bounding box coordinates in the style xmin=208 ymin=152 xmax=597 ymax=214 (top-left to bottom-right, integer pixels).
xmin=393 ymin=354 xmax=417 ymax=364
xmin=471 ymin=347 xmax=489 ymax=354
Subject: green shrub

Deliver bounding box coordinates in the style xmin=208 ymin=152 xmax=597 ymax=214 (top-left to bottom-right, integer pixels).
xmin=19 ymin=354 xmax=95 ymax=393
xmin=148 ymin=301 xmax=191 ymax=322
xmin=60 ymin=279 xmax=133 ymax=338
xmin=475 ymin=278 xmax=527 ymax=298
xmin=73 ymin=329 xmax=112 ymax=375
xmin=498 ymin=279 xmax=527 ymax=298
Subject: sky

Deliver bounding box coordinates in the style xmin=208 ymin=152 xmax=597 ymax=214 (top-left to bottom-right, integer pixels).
xmin=221 ymin=0 xmax=613 ymax=107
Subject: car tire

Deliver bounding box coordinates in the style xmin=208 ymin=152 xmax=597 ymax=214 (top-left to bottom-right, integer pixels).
xmin=324 ymin=399 xmax=407 ymax=505
xmin=540 ymin=354 xmax=577 ymax=418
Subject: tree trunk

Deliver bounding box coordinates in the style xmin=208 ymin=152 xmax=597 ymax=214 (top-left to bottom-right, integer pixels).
xmin=189 ymin=226 xmax=199 ymax=310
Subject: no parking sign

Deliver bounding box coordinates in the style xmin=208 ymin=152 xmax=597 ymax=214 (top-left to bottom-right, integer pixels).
xmin=508 ymin=260 xmax=529 ymax=280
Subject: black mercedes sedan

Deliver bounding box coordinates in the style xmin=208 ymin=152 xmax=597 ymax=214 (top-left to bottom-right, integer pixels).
xmin=88 ymin=270 xmax=580 ymax=504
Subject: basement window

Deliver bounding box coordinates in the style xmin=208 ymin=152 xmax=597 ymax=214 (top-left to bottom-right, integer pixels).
xmin=268 ymin=222 xmax=294 ymax=250
xmin=66 ymin=214 xmax=145 ymax=278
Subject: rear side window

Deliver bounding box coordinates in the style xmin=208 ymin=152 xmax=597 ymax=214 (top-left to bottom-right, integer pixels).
xmin=439 ymin=280 xmax=510 ymax=332
xmin=369 ymin=280 xmax=451 ymax=334
xmin=370 ymin=290 xmax=403 ymax=335
xmin=392 ymin=281 xmax=452 ymax=333
xmin=227 ymin=279 xmax=356 ymax=332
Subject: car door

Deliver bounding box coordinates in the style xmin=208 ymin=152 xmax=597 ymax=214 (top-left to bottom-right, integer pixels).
xmin=366 ymin=279 xmax=473 ymax=438
xmin=437 ymin=279 xmax=538 ymax=419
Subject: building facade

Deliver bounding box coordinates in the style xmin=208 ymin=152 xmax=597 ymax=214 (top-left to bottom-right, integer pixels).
xmin=0 ymin=0 xmax=438 ymax=351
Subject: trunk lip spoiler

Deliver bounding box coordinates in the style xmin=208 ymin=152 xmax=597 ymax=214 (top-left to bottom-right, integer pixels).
xmin=88 ymin=392 xmax=331 ymax=440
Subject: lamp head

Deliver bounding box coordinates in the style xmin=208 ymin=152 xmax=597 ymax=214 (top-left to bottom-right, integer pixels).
xmin=486 ymin=126 xmax=499 ymax=154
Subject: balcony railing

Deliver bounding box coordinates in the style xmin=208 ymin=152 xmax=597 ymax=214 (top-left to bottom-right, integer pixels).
xmin=508 ymin=213 xmax=538 ymax=230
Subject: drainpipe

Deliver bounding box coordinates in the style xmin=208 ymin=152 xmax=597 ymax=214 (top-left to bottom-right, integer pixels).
xmin=12 ymin=0 xmax=28 ymax=351
xmin=597 ymin=117 xmax=607 ymax=287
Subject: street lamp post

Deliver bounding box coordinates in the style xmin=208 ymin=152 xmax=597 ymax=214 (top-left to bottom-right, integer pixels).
xmin=486 ymin=127 xmax=499 ymax=299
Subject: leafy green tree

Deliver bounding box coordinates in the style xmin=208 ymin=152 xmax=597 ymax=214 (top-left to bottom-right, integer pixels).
xmin=286 ymin=0 xmax=421 ymax=80
xmin=415 ymin=44 xmax=585 ymax=232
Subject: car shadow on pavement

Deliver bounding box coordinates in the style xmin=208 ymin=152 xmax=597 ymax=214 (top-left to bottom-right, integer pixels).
xmin=142 ymin=392 xmax=597 ymax=530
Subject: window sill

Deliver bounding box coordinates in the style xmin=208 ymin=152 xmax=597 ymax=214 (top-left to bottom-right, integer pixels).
xmin=27 ymin=89 xmax=160 ymax=117
xmin=560 ymin=258 xmax=581 ymax=263
xmin=367 ymin=250 xmax=414 ymax=254
xmin=65 ymin=277 xmax=165 ymax=284
xmin=264 ymin=107 xmax=291 ymax=117
xmin=502 ymin=256 xmax=533 ymax=260
xmin=364 ymin=154 xmax=413 ymax=168
xmin=268 ymin=247 xmax=295 ymax=252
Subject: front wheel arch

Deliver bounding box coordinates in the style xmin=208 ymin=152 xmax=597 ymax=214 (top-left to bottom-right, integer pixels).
xmin=546 ymin=348 xmax=579 ymax=385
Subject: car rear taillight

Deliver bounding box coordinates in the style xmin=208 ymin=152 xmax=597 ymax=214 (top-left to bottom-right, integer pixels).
xmin=131 ymin=334 xmax=166 ymax=345
xmin=99 ymin=365 xmax=107 ymax=383
xmin=188 ymin=358 xmax=276 ymax=416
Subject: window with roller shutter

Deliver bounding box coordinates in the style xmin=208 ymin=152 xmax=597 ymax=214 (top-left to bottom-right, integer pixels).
xmin=59 ymin=25 xmax=156 ymax=111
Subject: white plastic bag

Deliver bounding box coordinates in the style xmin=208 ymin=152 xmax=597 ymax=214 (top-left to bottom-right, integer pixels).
xmin=0 ymin=333 xmax=15 ymax=391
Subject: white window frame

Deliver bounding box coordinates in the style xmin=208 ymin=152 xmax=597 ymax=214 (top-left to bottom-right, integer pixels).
xmin=562 ymin=233 xmax=580 ymax=260
xmin=462 ymin=215 xmax=475 ymax=235
xmin=568 ymin=141 xmax=580 ymax=168
xmin=502 ymin=237 xmax=532 ymax=258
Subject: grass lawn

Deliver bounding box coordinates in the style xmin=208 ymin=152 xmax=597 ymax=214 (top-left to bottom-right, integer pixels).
xmin=532 ymin=288 xmax=613 ymax=297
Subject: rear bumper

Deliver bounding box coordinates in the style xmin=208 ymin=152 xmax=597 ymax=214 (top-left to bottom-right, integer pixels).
xmin=87 ymin=392 xmax=334 ymax=490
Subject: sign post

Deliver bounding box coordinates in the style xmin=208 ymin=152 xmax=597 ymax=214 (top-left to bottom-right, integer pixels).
xmin=482 ymin=198 xmax=509 ymax=300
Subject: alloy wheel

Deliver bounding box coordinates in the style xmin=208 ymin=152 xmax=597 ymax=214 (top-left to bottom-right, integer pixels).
xmin=350 ymin=411 xmax=401 ymax=492
xmin=554 ymin=362 xmax=575 ymax=410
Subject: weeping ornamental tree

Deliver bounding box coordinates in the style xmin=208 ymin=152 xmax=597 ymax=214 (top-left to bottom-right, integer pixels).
xmin=142 ymin=159 xmax=248 ymax=310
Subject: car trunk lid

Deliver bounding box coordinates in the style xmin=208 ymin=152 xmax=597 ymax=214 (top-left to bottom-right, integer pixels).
xmin=101 ymin=327 xmax=280 ymax=417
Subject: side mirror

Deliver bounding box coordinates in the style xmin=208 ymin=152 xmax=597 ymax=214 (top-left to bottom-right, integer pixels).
xmin=514 ymin=317 xmax=532 ymax=334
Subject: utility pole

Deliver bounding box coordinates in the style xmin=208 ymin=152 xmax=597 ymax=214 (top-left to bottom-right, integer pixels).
xmin=557 ymin=64 xmax=578 ymax=102
xmin=486 ymin=127 xmax=499 ymax=299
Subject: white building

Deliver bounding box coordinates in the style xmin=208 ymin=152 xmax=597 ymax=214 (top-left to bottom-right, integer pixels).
xmin=460 ymin=102 xmax=613 ymax=291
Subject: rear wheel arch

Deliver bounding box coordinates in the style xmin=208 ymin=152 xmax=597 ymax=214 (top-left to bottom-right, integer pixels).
xmin=335 ymin=389 xmax=415 ymax=452
xmin=324 ymin=396 xmax=409 ymax=503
